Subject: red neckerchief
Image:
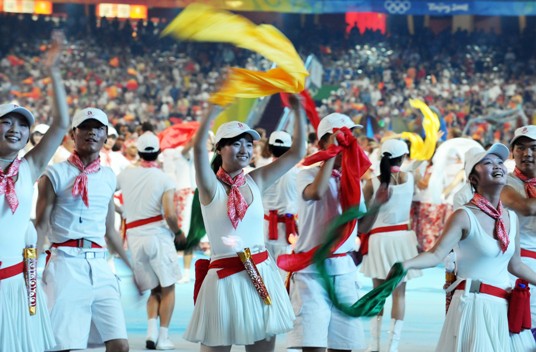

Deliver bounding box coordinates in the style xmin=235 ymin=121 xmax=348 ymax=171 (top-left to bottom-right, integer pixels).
xmin=470 ymin=193 xmax=509 ymax=253
xmin=514 ymin=167 xmax=536 ymax=199
xmin=68 ymin=152 xmax=101 ymax=207
xmin=139 ymin=160 xmax=158 ymax=168
xmin=277 ymin=127 xmax=371 ymax=272
xmin=0 ymin=158 xmax=22 ymax=213
xmin=216 ymin=167 xmax=248 ymax=229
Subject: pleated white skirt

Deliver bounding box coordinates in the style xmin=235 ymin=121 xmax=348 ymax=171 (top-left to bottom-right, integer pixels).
xmin=437 ymin=290 xmax=536 ymax=352
xmin=184 ymin=256 xmax=295 ymax=346
xmin=360 ymin=230 xmax=422 ymax=280
xmin=0 ymin=274 xmax=56 ymax=351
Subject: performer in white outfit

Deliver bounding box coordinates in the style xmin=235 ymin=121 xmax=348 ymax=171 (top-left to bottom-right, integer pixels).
xmin=398 ymin=143 xmax=536 ymax=351
xmin=117 ymin=132 xmax=185 ymax=350
xmin=284 ymin=113 xmax=388 ymax=352
xmin=184 ymin=94 xmax=305 ymax=352
xmin=501 ymin=125 xmax=536 ymax=339
xmin=361 ymin=139 xmax=421 ymax=352
xmin=0 ymin=31 xmax=69 ymax=352
xmin=100 ymin=124 xmax=130 ymax=175
xmin=262 ymin=130 xmax=299 ymax=264
xmin=36 ymin=107 xmax=137 ymax=352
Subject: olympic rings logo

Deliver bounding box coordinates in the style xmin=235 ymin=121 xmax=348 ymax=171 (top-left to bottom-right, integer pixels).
xmin=384 ymin=0 xmax=411 ymax=14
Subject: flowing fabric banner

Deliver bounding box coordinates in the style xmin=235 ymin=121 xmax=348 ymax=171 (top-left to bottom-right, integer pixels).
xmin=313 ymin=205 xmax=407 ymax=317
xmin=53 ymin=0 xmax=536 ymax=15
xmin=161 ymin=3 xmax=308 ymax=106
xmin=401 ymin=99 xmax=440 ymax=161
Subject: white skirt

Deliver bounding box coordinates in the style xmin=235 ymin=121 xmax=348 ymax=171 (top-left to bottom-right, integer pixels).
xmin=0 ymin=274 xmax=56 ymax=351
xmin=437 ymin=290 xmax=514 ymax=352
xmin=360 ymin=230 xmax=422 ymax=280
xmin=184 ymin=256 xmax=295 ymax=346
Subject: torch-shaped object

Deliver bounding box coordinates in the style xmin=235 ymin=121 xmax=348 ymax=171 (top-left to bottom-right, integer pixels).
xmin=23 ymin=246 xmax=37 ymax=315
xmin=237 ymin=248 xmax=272 ymax=305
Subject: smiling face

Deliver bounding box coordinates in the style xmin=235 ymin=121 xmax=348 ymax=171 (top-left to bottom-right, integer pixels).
xmin=217 ymin=133 xmax=253 ymax=174
xmin=469 ymin=153 xmax=507 ymax=191
xmin=512 ymin=137 xmax=536 ymax=178
xmin=0 ymin=113 xmax=30 ymax=158
xmin=71 ymin=119 xmax=107 ymax=157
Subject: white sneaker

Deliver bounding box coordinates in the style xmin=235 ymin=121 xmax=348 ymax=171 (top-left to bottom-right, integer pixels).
xmin=177 ymin=276 xmax=190 ymax=284
xmin=156 ymin=338 xmax=175 ymax=350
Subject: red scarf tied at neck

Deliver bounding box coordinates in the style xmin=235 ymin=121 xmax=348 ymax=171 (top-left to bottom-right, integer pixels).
xmin=514 ymin=167 xmax=536 ymax=199
xmin=470 ymin=193 xmax=509 ymax=253
xmin=277 ymin=127 xmax=371 ymax=272
xmin=217 ymin=167 xmax=248 ymax=229
xmin=0 ymin=158 xmax=22 ymax=213
xmin=68 ymin=152 xmax=101 ymax=207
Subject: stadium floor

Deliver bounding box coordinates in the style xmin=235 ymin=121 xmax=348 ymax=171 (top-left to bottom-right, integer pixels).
xmin=50 ymin=252 xmax=445 ymax=352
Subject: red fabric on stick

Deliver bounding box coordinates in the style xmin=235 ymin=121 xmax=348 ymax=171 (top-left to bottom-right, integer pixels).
xmin=157 ymin=121 xmax=199 ymax=151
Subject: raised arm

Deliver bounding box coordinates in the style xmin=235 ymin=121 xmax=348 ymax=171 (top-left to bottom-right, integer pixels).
xmin=193 ymin=106 xmax=220 ymax=205
xmin=249 ymin=94 xmax=306 ymax=192
xmin=402 ymin=209 xmax=468 ymax=271
xmin=501 ymin=185 xmax=536 ymax=216
xmin=26 ymin=31 xmax=70 ymax=182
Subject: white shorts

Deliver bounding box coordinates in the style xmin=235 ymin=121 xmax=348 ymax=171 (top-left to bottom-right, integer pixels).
xmin=128 ymin=232 xmax=181 ymax=291
xmin=42 ymin=249 xmax=127 ymax=351
xmin=287 ymin=271 xmax=365 ymax=350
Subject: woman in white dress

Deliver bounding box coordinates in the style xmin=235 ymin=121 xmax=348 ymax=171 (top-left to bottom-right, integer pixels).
xmin=0 ymin=31 xmax=69 ymax=352
xmin=361 ymin=139 xmax=421 ymax=352
xmin=398 ymin=143 xmax=536 ymax=351
xmin=184 ymin=95 xmax=305 ymax=352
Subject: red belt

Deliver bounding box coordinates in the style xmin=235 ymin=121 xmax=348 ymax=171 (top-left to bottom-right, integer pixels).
xmin=0 ymin=261 xmax=24 ymax=280
xmin=209 ymin=251 xmax=269 ymax=279
xmin=126 ymin=214 xmax=164 ymax=230
xmin=193 ymin=251 xmax=269 ymax=304
xmin=264 ymin=211 xmax=298 ymax=242
xmin=51 ymin=239 xmax=103 ymax=249
xmin=521 ymin=248 xmax=536 ymax=260
xmin=455 ymin=280 xmax=509 ymax=300
xmin=360 ymin=224 xmax=410 ymax=256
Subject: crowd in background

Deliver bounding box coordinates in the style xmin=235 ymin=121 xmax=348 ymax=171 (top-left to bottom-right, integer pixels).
xmin=1 ymin=12 xmax=536 ymax=148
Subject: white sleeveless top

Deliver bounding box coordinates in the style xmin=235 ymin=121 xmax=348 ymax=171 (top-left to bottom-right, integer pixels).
xmin=0 ymin=159 xmax=33 ymax=267
xmin=455 ymin=206 xmax=517 ymax=290
xmin=201 ymin=174 xmax=265 ymax=260
xmin=370 ymin=172 xmax=413 ymax=228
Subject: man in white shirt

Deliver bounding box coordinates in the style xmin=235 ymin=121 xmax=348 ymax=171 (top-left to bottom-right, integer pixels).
xmin=117 ymin=132 xmax=185 ymax=350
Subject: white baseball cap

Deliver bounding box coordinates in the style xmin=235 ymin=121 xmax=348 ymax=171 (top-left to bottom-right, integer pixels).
xmin=317 ymin=113 xmax=362 ymax=140
xmin=72 ymin=108 xmax=108 ymax=129
xmin=136 ymin=132 xmax=160 ymax=152
xmin=269 ymin=130 xmax=292 ymax=147
xmin=0 ymin=103 xmax=35 ymax=126
xmin=510 ymin=125 xmax=536 ymax=145
xmin=33 ymin=123 xmax=49 ymax=135
xmin=214 ymin=121 xmax=260 ymax=145
xmin=464 ymin=143 xmax=510 ymax=177
xmin=381 ymin=139 xmax=409 ymax=159
xmin=107 ymin=124 xmax=119 ymax=138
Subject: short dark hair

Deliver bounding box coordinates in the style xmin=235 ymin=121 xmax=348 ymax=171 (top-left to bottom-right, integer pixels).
xmin=138 ymin=151 xmax=159 ymax=161
xmin=269 ymin=145 xmax=290 ymax=158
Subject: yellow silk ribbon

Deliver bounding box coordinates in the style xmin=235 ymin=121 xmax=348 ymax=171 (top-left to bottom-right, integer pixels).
xmin=401 ymin=99 xmax=440 ymax=161
xmin=161 ymin=4 xmax=308 ymax=106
